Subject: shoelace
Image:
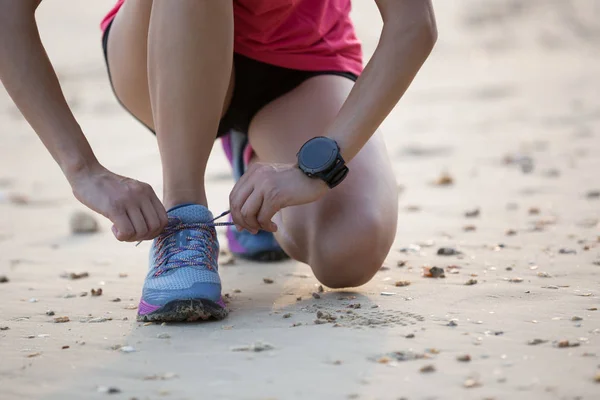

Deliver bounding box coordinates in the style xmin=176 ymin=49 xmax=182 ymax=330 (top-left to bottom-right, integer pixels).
xmin=135 ymin=210 xmax=233 ymax=247
xmin=149 ymin=210 xmax=234 ymax=276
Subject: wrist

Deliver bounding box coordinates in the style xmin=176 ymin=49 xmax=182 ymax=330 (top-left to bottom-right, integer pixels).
xmin=62 ymin=156 xmax=103 ymax=185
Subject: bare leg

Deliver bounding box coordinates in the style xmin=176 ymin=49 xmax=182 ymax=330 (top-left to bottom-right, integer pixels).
xmin=248 ymin=76 xmax=398 ymax=288
xmin=107 ymin=0 xmax=234 ymax=209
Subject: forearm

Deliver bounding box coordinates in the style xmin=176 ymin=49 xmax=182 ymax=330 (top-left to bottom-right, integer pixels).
xmin=0 ymin=4 xmax=99 ymax=180
xmin=327 ymin=8 xmax=437 ymax=162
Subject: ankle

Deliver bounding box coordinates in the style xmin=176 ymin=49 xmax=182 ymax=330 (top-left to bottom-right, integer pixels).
xmin=163 ymin=192 xmax=208 ymax=211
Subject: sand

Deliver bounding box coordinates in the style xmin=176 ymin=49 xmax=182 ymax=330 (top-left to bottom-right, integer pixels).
xmin=1 ymin=1 xmax=599 ymax=399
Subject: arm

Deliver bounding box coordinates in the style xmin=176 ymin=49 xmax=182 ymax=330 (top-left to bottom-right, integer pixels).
xmin=329 ymin=0 xmax=437 ymax=162
xmin=0 ymin=0 xmax=167 ymax=241
xmin=0 ymin=0 xmax=97 ymax=177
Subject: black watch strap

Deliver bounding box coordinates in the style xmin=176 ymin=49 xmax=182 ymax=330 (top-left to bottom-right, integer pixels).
xmin=319 ymin=153 xmax=348 ymax=188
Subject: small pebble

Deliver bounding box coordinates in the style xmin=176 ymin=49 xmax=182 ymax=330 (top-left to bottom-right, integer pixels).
xmin=397 ymin=260 xmax=407 ymax=267
xmin=447 ymin=320 xmax=458 ymax=327
xmin=157 ymin=333 xmax=171 ymax=339
xmin=465 ymin=278 xmax=478 ymax=285
xmin=463 ymin=225 xmax=476 ymax=232
xmin=537 ymin=271 xmax=551 ymax=278
xmin=380 ymin=292 xmax=396 ymax=296
xmin=317 ymin=285 xmax=324 ymax=293
xmin=559 ymin=248 xmax=577 ymax=255
xmin=419 ymin=364 xmax=436 ymax=373
xmin=110 ymin=298 xmax=121 ymax=302
xmin=0 ymin=276 xmax=9 ymax=283
xmin=312 ymin=292 xmax=321 ymax=299
xmin=594 ymin=371 xmax=600 ymax=382
xmin=120 ymin=346 xmax=136 ymax=353
xmin=434 ymin=172 xmax=453 ymax=186
xmin=53 ymin=316 xmax=70 ymax=323
xmin=296 ymin=296 xmax=302 ymax=301
xmin=91 ymin=288 xmax=103 ymax=296
xmin=395 ymin=280 xmax=411 ymax=287
xmin=508 ymin=277 xmax=523 ymax=283
xmin=29 ymin=298 xmax=38 ymax=303
xmin=61 ymin=345 xmax=70 ymax=350
xmin=231 ymin=341 xmax=274 ymax=352
xmin=423 ymin=266 xmax=445 ymax=278
xmin=437 ymin=247 xmax=462 ymax=256
xmin=45 ymin=310 xmax=55 ymax=316
xmin=97 ymin=386 xmax=121 ymax=394
xmin=0 ymin=326 xmax=9 ymax=331
xmin=87 ymin=317 xmax=109 ymax=323
xmin=555 ymin=340 xmax=580 ymax=348
xmin=463 ymin=378 xmax=481 ymax=388
xmin=506 ymin=229 xmax=517 ymax=236
xmin=586 ymin=190 xmax=600 ymax=199
xmin=528 ymin=207 xmax=540 ymax=215
xmin=464 ymin=208 xmax=480 ymax=218
xmin=61 ymin=272 xmax=89 ymax=280
xmin=70 ymin=211 xmax=99 ymax=234
xmin=572 ymin=316 xmax=583 ymax=321
xmin=282 ymin=313 xmax=292 ymax=319
xmin=118 ymin=273 xmax=128 ymax=278
xmin=528 ymin=339 xmax=547 ymax=345
xmin=457 ymin=354 xmax=471 ymax=362
xmin=27 ymin=352 xmax=42 ymax=358
xmin=263 ymin=278 xmax=274 ymax=284
xmin=405 ymin=333 xmax=415 ymax=339
xmin=233 ymin=289 xmax=242 ymax=293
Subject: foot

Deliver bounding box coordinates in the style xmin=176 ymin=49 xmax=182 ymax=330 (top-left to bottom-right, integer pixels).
xmin=221 ymin=130 xmax=288 ymax=262
xmin=137 ymin=204 xmax=228 ymax=322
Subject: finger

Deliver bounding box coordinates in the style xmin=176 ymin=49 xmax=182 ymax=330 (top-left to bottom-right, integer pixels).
xmin=140 ymin=198 xmax=161 ymax=239
xmin=110 ymin=212 xmax=136 ymax=242
xmin=150 ymin=195 xmax=169 ymax=231
xmin=229 ymin=181 xmax=254 ymax=231
xmin=240 ymin=191 xmax=264 ymax=234
xmin=126 ymin=206 xmax=149 ymax=241
xmin=256 ymin=196 xmax=279 ymax=233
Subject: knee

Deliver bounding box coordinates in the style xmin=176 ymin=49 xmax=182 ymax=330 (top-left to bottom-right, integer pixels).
xmin=309 ymin=218 xmax=395 ymax=289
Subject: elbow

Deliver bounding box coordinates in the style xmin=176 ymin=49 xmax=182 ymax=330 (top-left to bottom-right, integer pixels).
xmin=415 ymin=12 xmax=438 ymax=54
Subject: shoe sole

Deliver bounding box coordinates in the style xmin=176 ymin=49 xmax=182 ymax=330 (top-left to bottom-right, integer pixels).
xmin=137 ymin=298 xmax=228 ymax=322
xmin=232 ymin=249 xmax=290 ymax=262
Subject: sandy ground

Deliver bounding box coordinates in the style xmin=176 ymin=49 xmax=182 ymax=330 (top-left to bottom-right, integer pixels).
xmin=1 ymin=1 xmax=599 ymax=399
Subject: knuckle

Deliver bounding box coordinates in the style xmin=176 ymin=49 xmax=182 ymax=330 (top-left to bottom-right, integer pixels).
xmin=240 ymin=208 xmax=250 ymax=219
xmin=132 ymin=184 xmax=146 ymax=195
xmin=109 ymin=199 xmax=127 ymax=216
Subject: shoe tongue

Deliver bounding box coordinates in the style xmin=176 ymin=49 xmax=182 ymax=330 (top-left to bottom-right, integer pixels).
xmin=167 ymin=204 xmax=214 ymax=224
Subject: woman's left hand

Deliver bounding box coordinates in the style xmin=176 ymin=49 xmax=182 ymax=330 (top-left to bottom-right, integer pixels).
xmin=229 ymin=162 xmax=328 ymax=234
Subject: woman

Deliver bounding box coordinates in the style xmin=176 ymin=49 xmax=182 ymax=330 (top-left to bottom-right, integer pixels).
xmin=0 ymin=0 xmax=437 ymax=322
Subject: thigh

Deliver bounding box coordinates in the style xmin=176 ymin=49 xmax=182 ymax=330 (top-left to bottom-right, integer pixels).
xmin=248 ymin=75 xmax=398 ymax=260
xmin=106 ymin=0 xmax=234 ymax=131
xmin=107 ymin=0 xmax=154 ymax=129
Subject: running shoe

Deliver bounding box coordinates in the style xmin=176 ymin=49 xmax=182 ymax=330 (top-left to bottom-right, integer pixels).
xmin=137 ymin=204 xmax=228 ymax=322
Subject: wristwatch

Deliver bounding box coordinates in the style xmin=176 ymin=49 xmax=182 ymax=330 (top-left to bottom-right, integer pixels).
xmin=296 ymin=136 xmax=349 ymax=188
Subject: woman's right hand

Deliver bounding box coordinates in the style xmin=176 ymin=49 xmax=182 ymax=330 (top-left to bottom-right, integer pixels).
xmin=68 ymin=163 xmax=168 ymax=242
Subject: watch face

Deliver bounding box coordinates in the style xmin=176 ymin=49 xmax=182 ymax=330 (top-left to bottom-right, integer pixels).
xmin=299 ymin=137 xmax=338 ymax=173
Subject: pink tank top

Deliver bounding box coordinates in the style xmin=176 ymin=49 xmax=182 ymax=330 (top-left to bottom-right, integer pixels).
xmin=101 ymin=0 xmax=363 ymax=76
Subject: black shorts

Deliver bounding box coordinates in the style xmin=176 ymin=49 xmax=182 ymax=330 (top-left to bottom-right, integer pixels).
xmin=101 ymin=20 xmax=358 ymax=138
